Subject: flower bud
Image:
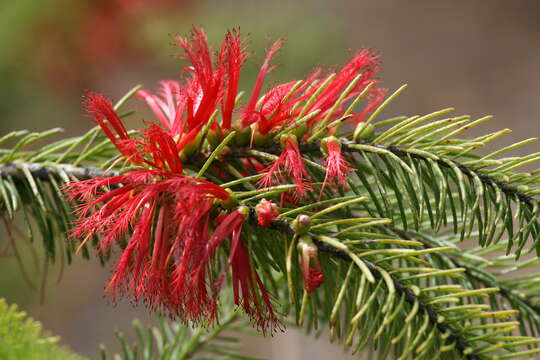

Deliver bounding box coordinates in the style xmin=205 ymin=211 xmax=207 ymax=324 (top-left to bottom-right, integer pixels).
xmin=320 ymin=136 xmax=339 ymax=155
xmin=292 ymin=214 xmax=311 ymax=235
xmin=297 ymin=236 xmax=325 ymax=293
xmin=255 ymin=199 xmax=279 ymax=227
xmin=233 ymin=124 xmax=252 ymax=146
xmin=206 ymin=126 xmax=224 ymax=148
xmin=353 ymin=122 xmax=375 ymax=141
xmin=220 ymin=189 xmax=238 ymax=209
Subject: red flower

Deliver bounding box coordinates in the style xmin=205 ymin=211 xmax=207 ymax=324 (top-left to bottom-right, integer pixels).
xmin=68 ymin=92 xmax=280 ymax=330
xmin=255 ymin=199 xmax=279 ymax=227
xmin=321 ymin=136 xmax=354 ymax=194
xmin=220 ymin=29 xmax=248 ymax=130
xmin=232 ymin=237 xmax=279 ymax=332
xmin=68 ymin=28 xmax=389 ymax=331
xmin=138 ymin=28 xmax=248 ymax=141
xmin=84 ymin=93 xmax=141 ymax=161
xmin=137 ymin=81 xmax=185 ymax=137
xmin=242 ymin=39 xmax=283 ymax=128
xmin=303 ymin=50 xmax=385 ymax=127
xmin=67 ymin=170 xmax=230 ymax=307
xmin=186 ymin=208 xmax=279 ymax=330
xmin=242 ymin=48 xmax=385 ymax=136
xmin=258 ymin=135 xmax=311 ymax=198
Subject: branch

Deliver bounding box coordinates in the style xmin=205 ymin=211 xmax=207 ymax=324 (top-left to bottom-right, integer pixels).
xmin=395 ymin=229 xmax=540 ymax=312
xmin=224 ymin=139 xmax=537 ymax=207
xmin=247 ymin=209 xmax=480 ymax=360
xmin=0 ymin=162 xmax=116 ymax=181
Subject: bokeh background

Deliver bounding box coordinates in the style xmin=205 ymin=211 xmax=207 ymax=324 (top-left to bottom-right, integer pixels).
xmin=1 ymin=1 xmax=539 ymax=358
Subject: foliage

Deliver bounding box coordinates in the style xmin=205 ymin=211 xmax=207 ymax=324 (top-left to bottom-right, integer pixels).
xmin=0 ymin=298 xmax=83 ymax=360
xmin=100 ymin=307 xmax=267 ymax=360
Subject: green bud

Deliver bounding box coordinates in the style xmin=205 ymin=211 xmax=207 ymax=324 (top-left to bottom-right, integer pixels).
xmin=180 ymin=130 xmax=205 ymax=160
xmin=517 ymin=184 xmax=529 ymax=192
xmin=291 ymin=122 xmax=308 ymax=139
xmin=292 ymin=214 xmax=311 ymax=235
xmin=220 ymin=189 xmax=238 ymax=210
xmin=206 ymin=127 xmax=223 ymax=148
xmin=280 ymin=133 xmax=297 ymax=147
xmin=237 ymin=205 xmax=250 ymax=216
xmin=353 ymin=122 xmax=375 ymax=142
xmin=251 ymin=124 xmax=272 ymax=146
xmin=233 ymin=124 xmax=252 ymax=146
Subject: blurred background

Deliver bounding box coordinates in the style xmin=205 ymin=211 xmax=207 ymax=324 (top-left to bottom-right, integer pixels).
xmin=1 ymin=0 xmax=539 ymax=358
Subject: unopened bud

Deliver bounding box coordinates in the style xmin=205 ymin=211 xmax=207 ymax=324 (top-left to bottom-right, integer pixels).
xmin=297 ymin=236 xmax=325 ymax=293
xmin=353 ymin=123 xmax=375 ymax=142
xmin=255 ymin=199 xmax=279 ymax=227
xmin=220 ymin=189 xmax=238 ymax=209
xmin=233 ymin=124 xmax=252 ymax=146
xmin=292 ymin=214 xmax=311 ymax=235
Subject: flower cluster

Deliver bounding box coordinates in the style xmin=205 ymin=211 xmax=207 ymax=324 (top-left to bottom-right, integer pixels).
xmin=67 ymin=94 xmax=277 ymax=329
xmin=66 ymin=27 xmax=385 ymax=331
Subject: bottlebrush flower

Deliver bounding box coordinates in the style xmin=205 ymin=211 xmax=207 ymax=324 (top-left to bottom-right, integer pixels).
xmin=220 ymin=29 xmax=248 ymax=130
xmin=320 ymin=136 xmax=354 ymax=194
xmin=136 ymin=28 xmax=384 ymax=199
xmin=297 ymin=236 xmax=325 ymax=293
xmin=241 ymin=39 xmax=284 ymax=129
xmin=303 ymin=50 xmax=386 ymax=126
xmin=67 ymin=93 xmax=280 ymax=330
xmin=68 ymin=28 xmax=387 ymax=333
xmin=232 ymin=236 xmax=279 ymax=332
xmin=137 ymin=28 xmax=247 ymax=141
xmin=138 ymin=27 xmax=384 ymax=140
xmin=241 ymin=47 xmax=385 ymax=135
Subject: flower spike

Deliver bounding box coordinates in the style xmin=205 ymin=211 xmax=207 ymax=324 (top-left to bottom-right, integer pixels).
xmin=69 ymin=28 xmax=388 ymax=333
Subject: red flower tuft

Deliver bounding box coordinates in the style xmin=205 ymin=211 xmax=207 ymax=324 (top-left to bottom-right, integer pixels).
xmin=66 ymin=170 xmax=231 ymax=311
xmin=304 ymin=50 xmax=384 ymax=128
xmin=259 ymin=135 xmax=311 ymax=198
xmin=232 ymin=237 xmax=279 ymax=332
xmin=242 ymin=39 xmax=283 ymax=128
xmin=255 ymin=199 xmax=279 ymax=227
xmin=84 ymin=92 xmax=141 ymax=161
xmin=321 ymin=137 xmax=354 ymax=194
xmin=185 ymin=208 xmax=280 ymax=331
xmin=137 ymin=81 xmax=186 ymax=136
xmin=70 ymin=29 xmax=390 ymax=331
xmin=68 ymin=93 xmax=262 ymax=325
xmin=220 ymin=29 xmax=248 ymax=130
xmin=173 ymin=28 xmax=225 ymax=133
